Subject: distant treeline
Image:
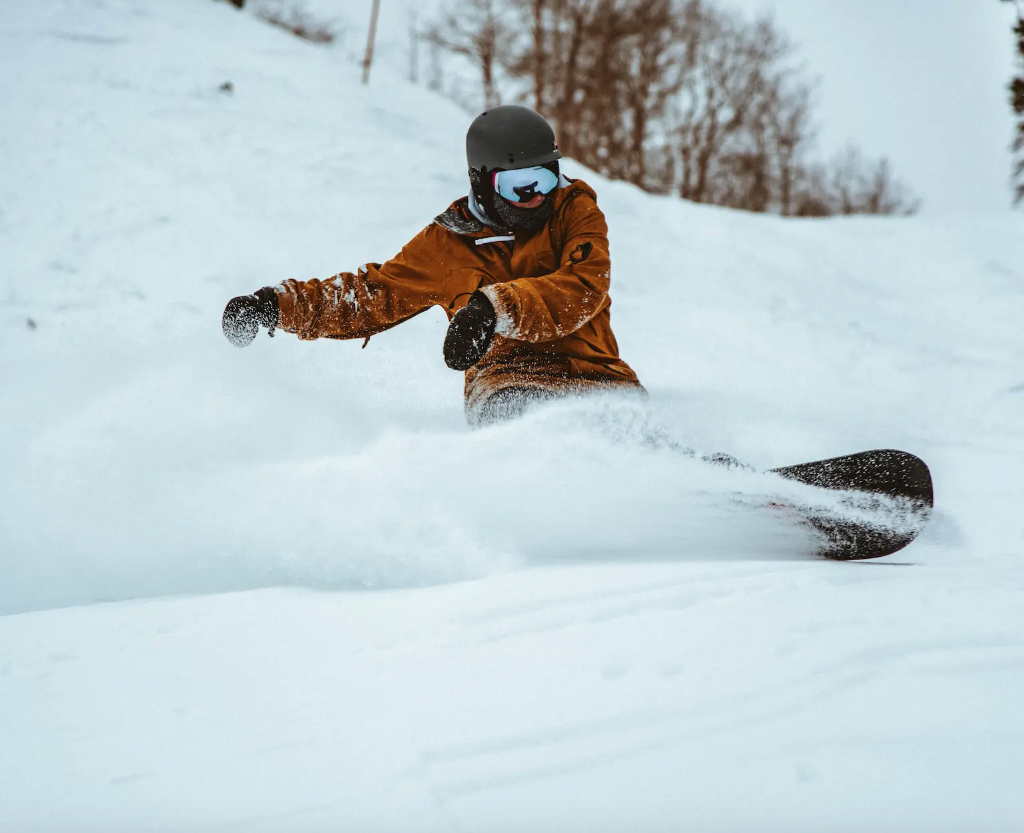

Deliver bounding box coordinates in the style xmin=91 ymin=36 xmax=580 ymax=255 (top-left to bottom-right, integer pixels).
xmin=424 ymin=0 xmax=920 ymax=217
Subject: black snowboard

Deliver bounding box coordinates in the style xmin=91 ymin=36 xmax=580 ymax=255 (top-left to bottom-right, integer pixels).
xmin=771 ymin=449 xmax=933 ymax=560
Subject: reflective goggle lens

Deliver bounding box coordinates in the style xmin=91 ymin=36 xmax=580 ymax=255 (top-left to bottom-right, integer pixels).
xmin=493 ymin=165 xmax=559 ymax=203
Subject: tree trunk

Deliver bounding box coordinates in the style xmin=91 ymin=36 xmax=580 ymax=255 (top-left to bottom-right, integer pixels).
xmin=362 ymin=0 xmax=382 ymax=85
xmin=532 ymin=0 xmax=546 ymax=112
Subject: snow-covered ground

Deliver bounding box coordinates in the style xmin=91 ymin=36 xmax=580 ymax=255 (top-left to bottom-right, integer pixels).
xmin=2 ymin=1 xmax=1024 ymax=830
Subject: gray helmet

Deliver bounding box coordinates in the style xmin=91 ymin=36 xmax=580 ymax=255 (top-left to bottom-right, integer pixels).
xmin=466 ymin=105 xmax=561 ymax=172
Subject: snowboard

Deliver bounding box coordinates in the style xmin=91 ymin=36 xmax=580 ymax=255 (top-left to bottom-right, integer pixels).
xmin=771 ymin=449 xmax=933 ymax=560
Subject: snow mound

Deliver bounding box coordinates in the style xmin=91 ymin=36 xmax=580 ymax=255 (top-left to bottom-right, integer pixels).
xmin=3 ymin=0 xmax=1023 ymax=615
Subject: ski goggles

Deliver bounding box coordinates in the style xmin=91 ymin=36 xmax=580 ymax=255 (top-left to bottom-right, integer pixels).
xmin=493 ymin=165 xmax=559 ymax=203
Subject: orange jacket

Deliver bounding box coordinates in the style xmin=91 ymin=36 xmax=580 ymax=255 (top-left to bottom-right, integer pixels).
xmin=276 ymin=178 xmax=641 ymax=415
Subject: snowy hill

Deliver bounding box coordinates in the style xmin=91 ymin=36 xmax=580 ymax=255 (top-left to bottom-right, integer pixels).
xmin=2 ymin=1 xmax=1024 ymax=830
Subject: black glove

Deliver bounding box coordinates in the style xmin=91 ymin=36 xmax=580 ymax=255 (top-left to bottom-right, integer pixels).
xmin=222 ymin=287 xmax=280 ymax=347
xmin=444 ymin=290 xmax=497 ymax=370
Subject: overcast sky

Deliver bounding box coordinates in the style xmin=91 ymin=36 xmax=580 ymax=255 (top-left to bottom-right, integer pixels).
xmin=328 ymin=0 xmax=1022 ymax=215
xmin=726 ymin=0 xmax=1020 ymax=214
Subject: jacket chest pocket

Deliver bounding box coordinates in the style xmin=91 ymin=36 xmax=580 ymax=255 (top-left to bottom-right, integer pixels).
xmin=467 ymin=245 xmax=513 ymax=289
xmin=512 ymin=242 xmax=559 ymax=279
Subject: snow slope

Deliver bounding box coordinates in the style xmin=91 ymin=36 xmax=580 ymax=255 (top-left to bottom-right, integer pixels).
xmin=2 ymin=1 xmax=1024 ymax=830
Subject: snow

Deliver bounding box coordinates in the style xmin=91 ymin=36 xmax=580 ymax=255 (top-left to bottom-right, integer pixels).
xmin=2 ymin=1 xmax=1024 ymax=830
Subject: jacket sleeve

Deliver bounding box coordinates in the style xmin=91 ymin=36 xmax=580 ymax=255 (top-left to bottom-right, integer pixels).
xmin=478 ymin=195 xmax=611 ymax=343
xmin=275 ymin=224 xmax=449 ymax=341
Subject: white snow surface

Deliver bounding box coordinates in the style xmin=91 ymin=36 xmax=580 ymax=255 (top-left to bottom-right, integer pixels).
xmin=2 ymin=1 xmax=1024 ymax=830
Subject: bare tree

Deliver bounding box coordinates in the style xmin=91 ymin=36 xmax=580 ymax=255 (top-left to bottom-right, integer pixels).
xmin=409 ymin=9 xmax=419 ymax=84
xmin=670 ymin=7 xmax=791 ymax=205
xmin=426 ymin=37 xmax=444 ymax=93
xmin=790 ymin=163 xmax=833 ymax=218
xmin=827 ymin=144 xmax=863 ymax=215
xmin=501 ymin=0 xmax=679 ymax=187
xmin=424 ymin=0 xmax=508 ymax=108
xmin=362 ymin=0 xmax=381 ymax=84
xmin=503 ymin=0 xmax=550 ymax=112
xmin=422 ymin=0 xmax=921 ymax=217
xmin=531 ymin=0 xmax=602 ymax=160
xmin=860 ymin=156 xmax=921 ymax=216
xmin=768 ymin=79 xmax=815 ymax=216
xmin=805 ymin=144 xmax=919 ymax=216
xmin=617 ymin=0 xmax=684 ymax=187
xmin=563 ymin=0 xmax=633 ymax=176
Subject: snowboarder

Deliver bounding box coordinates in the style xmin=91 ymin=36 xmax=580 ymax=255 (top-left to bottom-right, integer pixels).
xmin=222 ymin=105 xmax=643 ymax=423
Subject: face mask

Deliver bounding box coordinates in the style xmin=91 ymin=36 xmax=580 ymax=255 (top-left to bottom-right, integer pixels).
xmin=491 ymin=188 xmax=555 ymax=233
